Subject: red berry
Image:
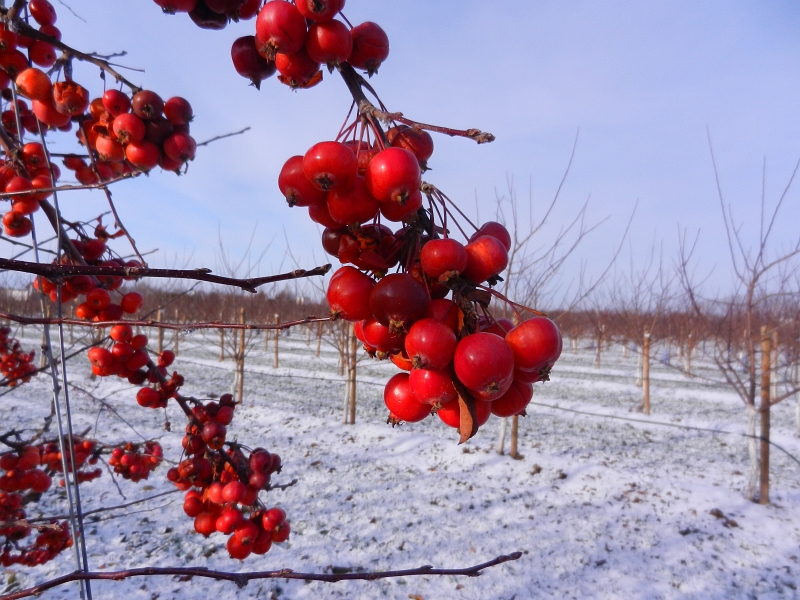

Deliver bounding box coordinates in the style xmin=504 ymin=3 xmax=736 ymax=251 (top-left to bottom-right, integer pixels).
xmin=453 ymin=333 xmax=515 ymax=401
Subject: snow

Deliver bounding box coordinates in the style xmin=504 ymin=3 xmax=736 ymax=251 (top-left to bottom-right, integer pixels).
xmin=2 ymin=328 xmax=799 ymax=599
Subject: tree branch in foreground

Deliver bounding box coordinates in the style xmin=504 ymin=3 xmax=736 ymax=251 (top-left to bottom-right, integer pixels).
xmin=0 ymin=314 xmax=333 ymax=332
xmin=0 ymin=259 xmax=331 ymax=293
xmin=0 ymin=552 xmax=522 ymax=599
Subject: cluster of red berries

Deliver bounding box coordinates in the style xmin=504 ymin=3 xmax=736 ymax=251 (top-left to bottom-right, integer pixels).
xmin=180 ymin=448 xmax=288 ymax=560
xmin=0 ymin=140 xmax=61 ymax=237
xmin=0 ymin=445 xmax=70 ymax=567
xmin=165 ymin=392 xmax=289 ymax=559
xmin=280 ymin=127 xmax=432 ymax=239
xmin=328 ymin=220 xmax=561 ymax=430
xmin=279 ymin=117 xmax=561 ymax=434
xmin=0 ymin=327 xmax=36 ymax=386
xmin=14 ymin=64 xmax=197 ymax=175
xmin=0 ymin=510 xmax=71 ymax=567
xmin=76 ymin=89 xmax=196 ymax=174
xmin=0 ymin=446 xmax=52 ymax=494
xmin=89 ymin=324 xmax=149 ymax=378
xmin=108 ymin=441 xmax=163 ymax=482
xmin=39 ymin=438 xmax=102 ymax=486
xmin=0 ymin=1 xmax=62 ymax=95
xmin=157 ymin=0 xmax=388 ymax=90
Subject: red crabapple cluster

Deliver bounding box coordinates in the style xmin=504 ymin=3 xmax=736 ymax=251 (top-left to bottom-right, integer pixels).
xmin=0 ymin=446 xmax=70 ymax=567
xmin=0 ymin=326 xmax=36 ymax=386
xmin=155 ymin=0 xmax=388 ymax=91
xmin=38 ymin=438 xmax=102 ymax=486
xmin=0 ymin=1 xmax=196 ymax=238
xmin=167 ymin=395 xmax=290 ymax=560
xmin=108 ymin=441 xmax=163 ymax=482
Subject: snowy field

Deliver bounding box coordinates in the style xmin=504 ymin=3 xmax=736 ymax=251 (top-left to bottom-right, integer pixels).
xmin=2 ymin=326 xmax=799 ymax=600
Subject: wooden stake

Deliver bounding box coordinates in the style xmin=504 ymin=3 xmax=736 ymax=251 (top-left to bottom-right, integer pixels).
xmin=759 ymin=326 xmax=771 ymax=505
xmin=595 ymin=325 xmax=603 ymax=368
xmin=156 ymin=309 xmax=163 ymax=355
xmin=273 ymin=313 xmax=279 ymax=368
xmin=316 ymin=321 xmax=322 ymax=357
xmin=237 ymin=308 xmax=245 ymax=404
xmin=173 ymin=308 xmax=180 ymax=357
xmin=509 ymin=416 xmax=519 ymax=459
xmin=348 ymin=321 xmax=357 ymax=425
xmin=643 ymin=331 xmax=650 ymax=415
xmin=770 ymin=330 xmax=778 ymax=405
xmin=218 ymin=328 xmax=224 ymax=362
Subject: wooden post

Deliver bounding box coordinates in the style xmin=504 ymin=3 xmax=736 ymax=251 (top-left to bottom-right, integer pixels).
xmin=156 ymin=309 xmax=164 ymax=355
xmin=173 ymin=308 xmax=180 ymax=357
xmin=237 ymin=308 xmax=245 ymax=404
xmin=643 ymin=331 xmax=651 ymax=415
xmin=339 ymin=322 xmax=347 ymax=376
xmin=572 ymin=335 xmax=578 ymax=355
xmin=342 ymin=326 xmax=350 ymax=424
xmin=509 ymin=416 xmax=520 ymax=459
xmin=794 ymin=351 xmax=800 ymax=435
xmin=595 ymin=325 xmax=603 ymax=368
xmin=684 ymin=333 xmax=692 ymax=376
xmin=218 ymin=328 xmax=225 ymax=361
xmin=273 ymin=313 xmax=279 ymax=368
xmin=348 ymin=321 xmax=357 ymax=424
xmin=759 ymin=327 xmax=771 ymax=505
xmin=770 ymin=330 xmax=778 ymax=404
xmin=306 ymin=324 xmax=311 ymax=346
xmin=316 ymin=322 xmax=322 ymax=357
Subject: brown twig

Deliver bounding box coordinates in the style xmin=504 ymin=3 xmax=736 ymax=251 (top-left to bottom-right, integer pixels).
xmin=0 ymin=313 xmax=333 ymax=332
xmin=24 ymin=489 xmax=180 ymax=524
xmin=337 ymin=63 xmax=494 ymax=144
xmin=0 ymin=259 xmax=331 ymax=293
xmin=0 ymin=519 xmax=63 ymax=532
xmin=196 ymin=127 xmax=251 ymax=148
xmin=0 ymin=552 xmax=522 ymax=599
xmin=0 ymin=172 xmax=142 ymax=199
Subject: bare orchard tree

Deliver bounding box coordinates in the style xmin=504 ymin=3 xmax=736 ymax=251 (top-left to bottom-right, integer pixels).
xmin=679 ymin=145 xmax=800 ymax=503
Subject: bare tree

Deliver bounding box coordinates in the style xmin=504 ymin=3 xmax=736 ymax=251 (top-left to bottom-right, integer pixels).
xmin=679 ymin=142 xmax=800 ymax=503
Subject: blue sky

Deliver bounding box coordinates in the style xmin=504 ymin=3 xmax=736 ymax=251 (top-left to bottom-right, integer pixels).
xmin=15 ymin=1 xmax=800 ymax=298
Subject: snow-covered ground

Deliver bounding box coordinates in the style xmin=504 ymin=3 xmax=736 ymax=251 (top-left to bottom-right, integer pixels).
xmin=2 ymin=327 xmax=799 ymax=599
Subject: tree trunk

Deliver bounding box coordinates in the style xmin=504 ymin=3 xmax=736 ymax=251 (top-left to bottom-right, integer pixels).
xmin=635 ymin=345 xmax=643 ymax=387
xmin=642 ymin=332 xmax=650 ymax=415
xmin=348 ymin=322 xmax=357 ymax=425
xmin=156 ymin=308 xmax=164 ymax=355
xmin=316 ymin=322 xmax=322 ymax=357
xmin=237 ymin=308 xmax=245 ymax=404
xmin=684 ymin=334 xmax=692 ymax=376
xmin=770 ymin=330 xmax=778 ymax=405
xmin=571 ymin=336 xmax=578 ymax=355
xmin=509 ymin=415 xmax=520 ymax=459
xmin=273 ymin=313 xmax=279 ymax=368
xmin=342 ymin=325 xmax=351 ymax=424
xmin=794 ymin=359 xmax=800 ymax=435
xmin=759 ymin=327 xmax=771 ymax=504
xmin=595 ymin=328 xmax=603 ymax=368
xmin=218 ymin=328 xmax=224 ymax=361
xmin=496 ymin=417 xmax=507 ymax=455
xmin=745 ymin=403 xmax=759 ymax=502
